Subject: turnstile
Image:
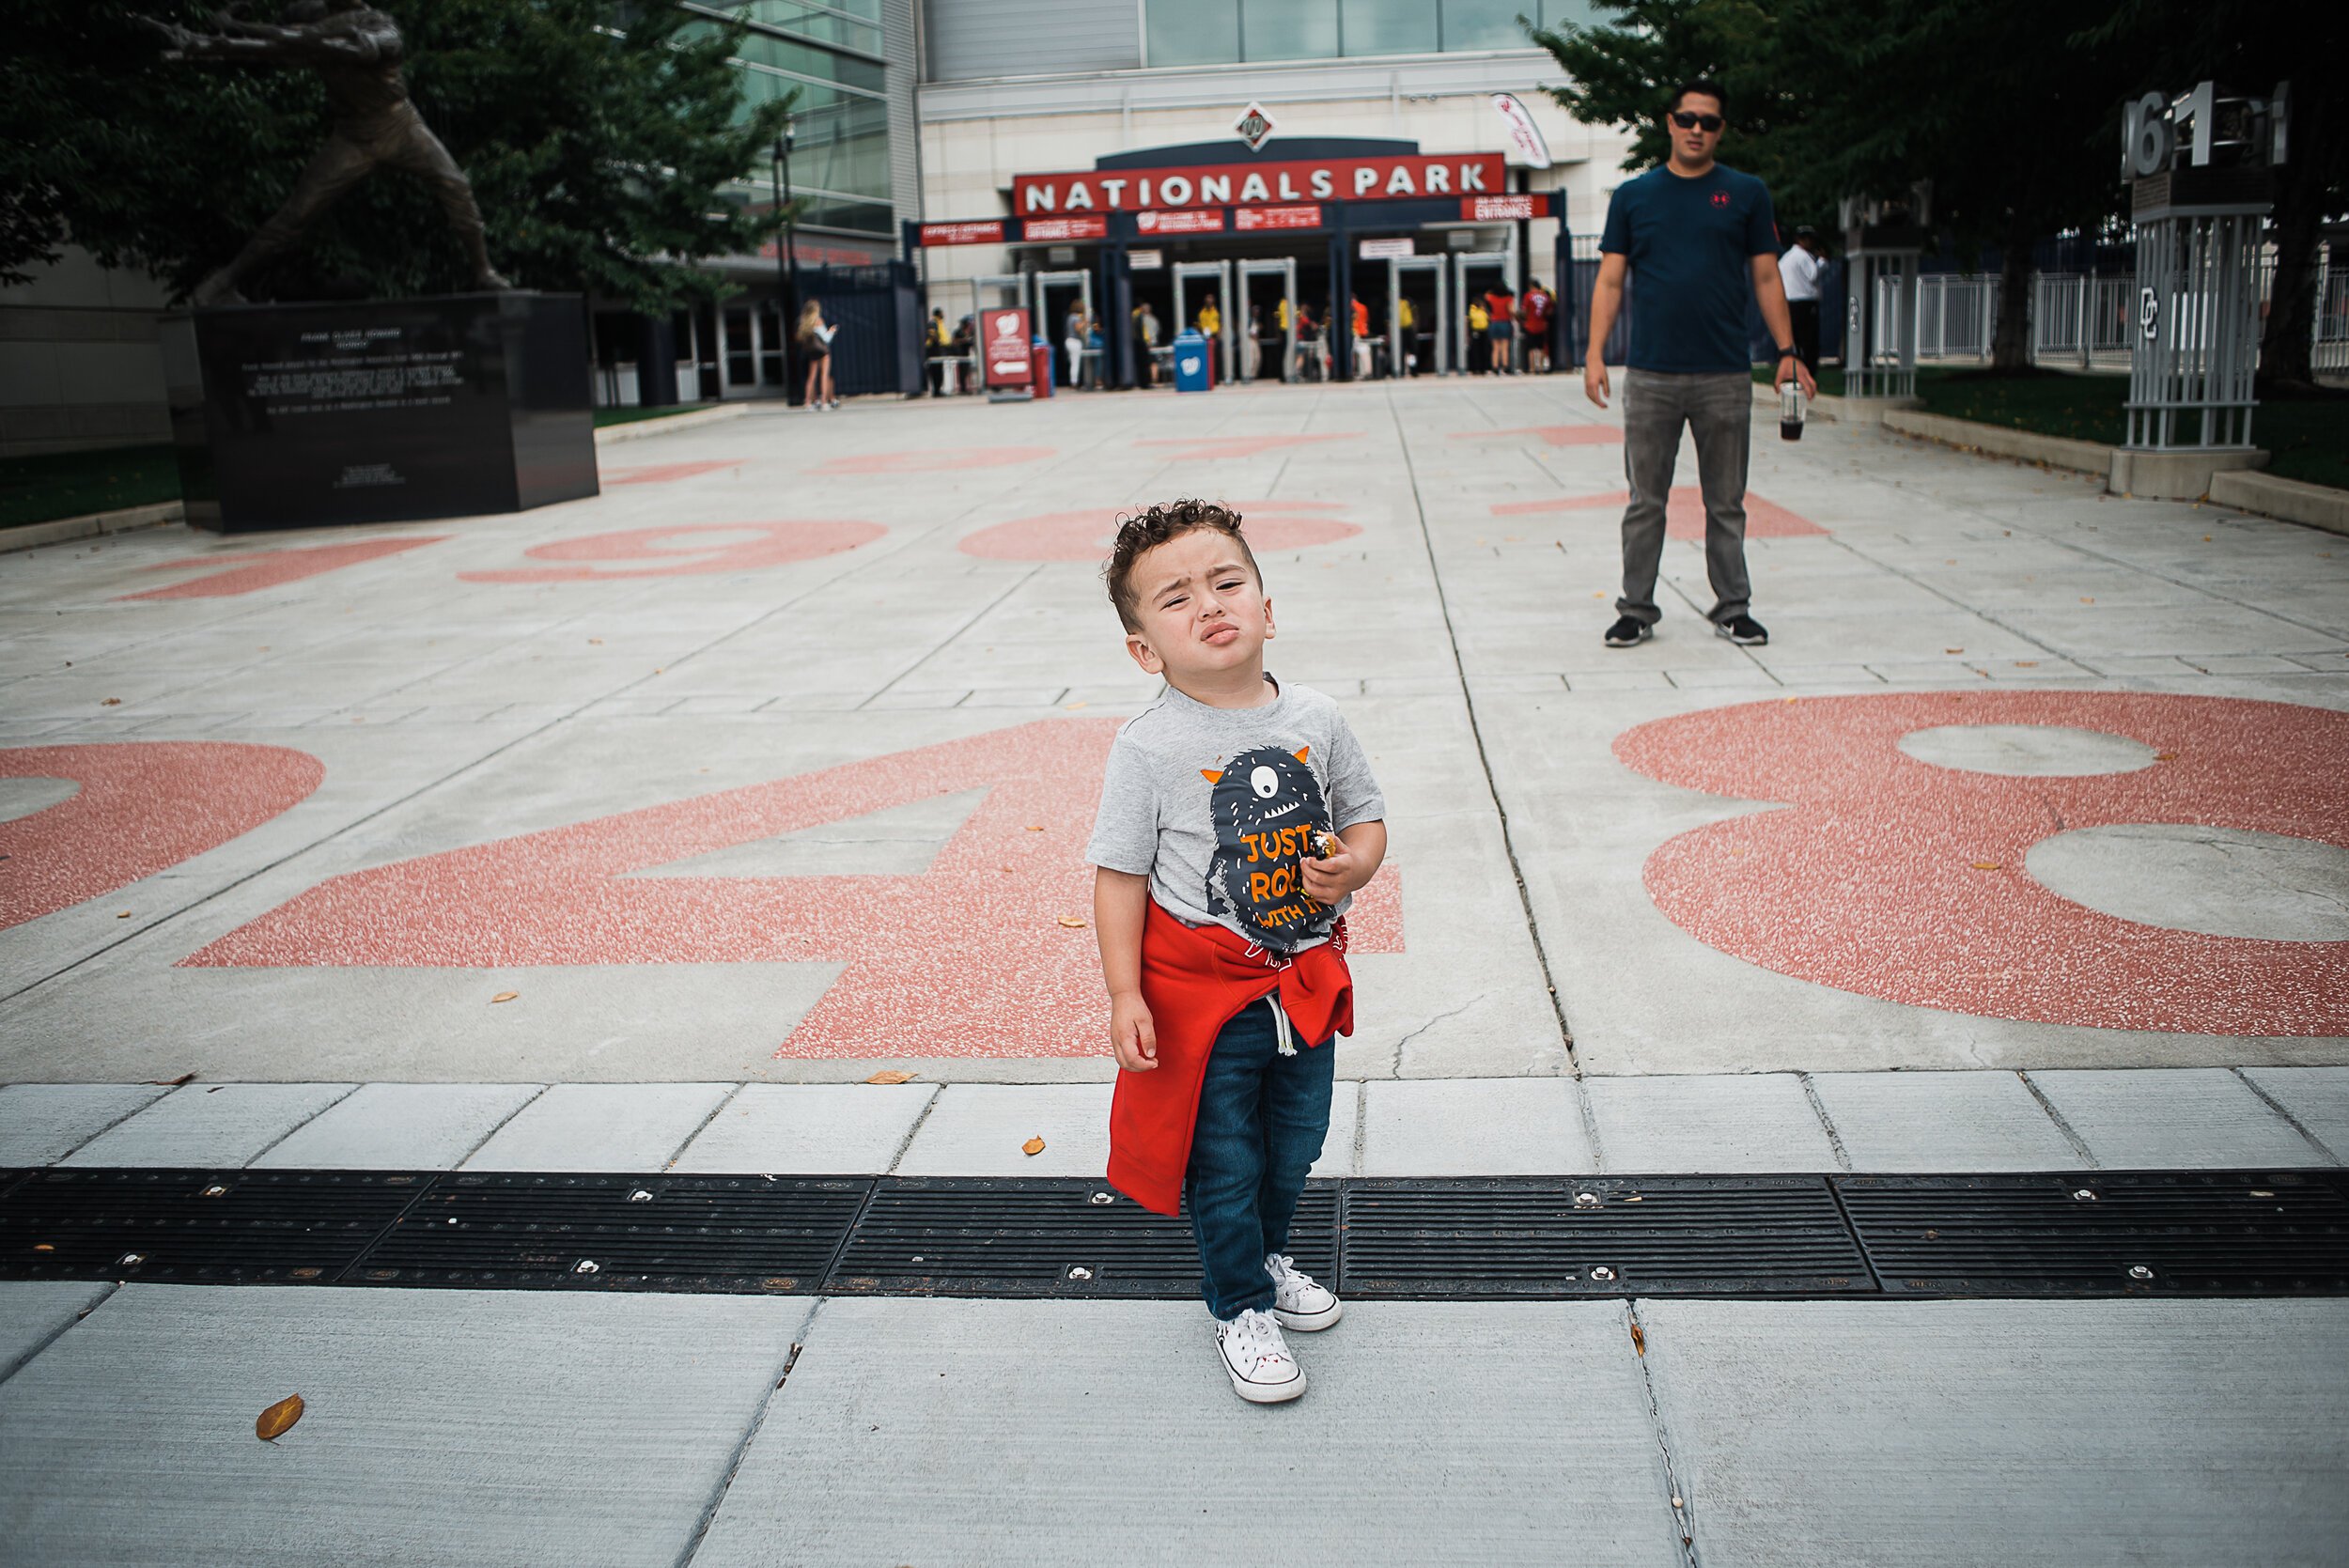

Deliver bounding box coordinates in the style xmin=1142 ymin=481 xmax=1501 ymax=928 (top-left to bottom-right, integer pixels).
xmin=1389 ymin=256 xmax=1448 ymax=379
xmin=1172 ymin=260 xmax=1235 ymax=384
xmin=1237 ymin=257 xmax=1299 ymax=382
xmin=1032 ymin=269 xmax=1097 ymax=389
xmin=1453 ymin=252 xmax=1511 ymax=372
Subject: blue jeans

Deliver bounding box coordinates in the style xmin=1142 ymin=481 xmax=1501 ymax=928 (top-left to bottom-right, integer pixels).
xmin=1184 ymin=995 xmax=1336 ymax=1319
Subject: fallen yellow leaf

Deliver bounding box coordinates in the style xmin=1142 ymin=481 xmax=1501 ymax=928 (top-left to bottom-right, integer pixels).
xmin=101 ymin=697 xmax=121 ymax=706
xmin=865 ymin=1069 xmax=916 ymax=1085
xmin=1629 ymin=1322 xmax=1646 ymax=1357
xmin=1945 ymin=647 xmax=1965 ymax=655
xmin=256 ymin=1393 xmax=304 ymax=1442
xmin=2079 ymin=597 xmax=2094 ymax=604
xmin=1970 ymin=861 xmax=2001 ymax=871
xmin=490 ymin=991 xmax=519 ymax=1004
xmin=1056 ymin=916 xmax=1088 ymax=929
xmin=1021 ymin=1136 xmax=1047 ymax=1157
xmin=117 ymin=910 xmax=132 ymax=919
xmin=1025 ymin=825 xmax=1045 ymax=832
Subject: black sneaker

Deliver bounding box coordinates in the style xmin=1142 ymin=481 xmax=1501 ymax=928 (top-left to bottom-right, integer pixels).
xmin=1714 ymin=614 xmax=1769 ymax=646
xmin=1604 ymin=614 xmax=1653 ymax=648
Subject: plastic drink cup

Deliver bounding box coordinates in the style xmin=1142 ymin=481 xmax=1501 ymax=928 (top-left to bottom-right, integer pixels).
xmin=1780 ymin=380 xmax=1805 ymax=442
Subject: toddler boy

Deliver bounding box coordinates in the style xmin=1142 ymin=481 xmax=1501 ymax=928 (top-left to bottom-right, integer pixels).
xmin=1085 ymin=500 xmax=1388 ymax=1404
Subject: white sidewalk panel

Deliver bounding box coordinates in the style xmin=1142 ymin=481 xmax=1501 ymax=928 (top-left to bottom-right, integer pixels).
xmin=672 ymin=1081 xmax=938 ymax=1172
xmin=2238 ymin=1066 xmax=2349 ymax=1161
xmin=0 ymin=1284 xmax=807 ymax=1568
xmin=894 ymin=1083 xmax=1113 ymax=1175
xmin=0 ymin=1281 xmax=112 ymax=1383
xmin=1361 ymin=1078 xmax=1595 ymax=1173
xmin=1808 ymin=1070 xmax=2085 ymax=1171
xmin=0 ymin=1083 xmax=172 ymax=1166
xmin=692 ymin=1297 xmax=1682 ymax=1567
xmin=460 ymin=1081 xmax=736 ymax=1171
xmin=1642 ymin=1298 xmax=2349 ymax=1568
xmin=1586 ymin=1074 xmax=1839 ymax=1171
xmin=60 ymin=1083 xmax=355 ymax=1168
xmin=251 ymin=1082 xmax=543 ymax=1170
xmin=2029 ymin=1068 xmax=2326 ymax=1167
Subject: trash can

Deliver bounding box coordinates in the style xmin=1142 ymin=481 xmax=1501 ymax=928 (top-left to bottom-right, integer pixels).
xmin=1172 ymin=329 xmax=1211 ymax=394
xmin=1030 ymin=336 xmax=1053 ymax=398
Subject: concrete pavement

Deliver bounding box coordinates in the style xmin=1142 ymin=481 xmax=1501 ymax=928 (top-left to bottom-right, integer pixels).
xmin=4 ymin=374 xmax=2347 ymax=1562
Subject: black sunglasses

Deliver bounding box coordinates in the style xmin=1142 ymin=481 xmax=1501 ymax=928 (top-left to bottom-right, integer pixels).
xmin=1670 ymin=110 xmax=1724 ymax=132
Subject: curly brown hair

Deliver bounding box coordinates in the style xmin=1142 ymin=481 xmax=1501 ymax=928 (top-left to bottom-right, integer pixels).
xmin=1103 ymin=499 xmax=1261 ymax=632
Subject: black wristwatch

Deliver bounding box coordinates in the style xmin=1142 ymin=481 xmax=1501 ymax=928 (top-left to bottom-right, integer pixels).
xmin=1775 ymin=345 xmax=1797 ymax=359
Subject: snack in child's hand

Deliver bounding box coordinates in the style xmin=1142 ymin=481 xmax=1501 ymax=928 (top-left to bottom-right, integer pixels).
xmin=1313 ymin=830 xmax=1339 ymax=860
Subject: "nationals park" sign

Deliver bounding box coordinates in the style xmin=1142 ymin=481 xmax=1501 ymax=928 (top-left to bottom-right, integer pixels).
xmin=1014 ymin=152 xmax=1507 ymax=215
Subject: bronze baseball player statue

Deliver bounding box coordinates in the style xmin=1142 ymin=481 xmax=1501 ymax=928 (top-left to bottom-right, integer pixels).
xmin=143 ymin=1 xmax=512 ymax=303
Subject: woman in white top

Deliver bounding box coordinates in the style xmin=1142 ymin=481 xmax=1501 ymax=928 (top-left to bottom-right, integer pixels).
xmin=797 ymin=300 xmax=838 ymax=410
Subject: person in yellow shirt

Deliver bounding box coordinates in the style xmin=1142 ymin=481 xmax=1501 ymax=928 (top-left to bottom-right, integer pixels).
xmin=1397 ymin=295 xmax=1418 ymax=377
xmin=1468 ymin=300 xmax=1491 ymax=373
xmin=1198 ymin=294 xmax=1223 ymax=381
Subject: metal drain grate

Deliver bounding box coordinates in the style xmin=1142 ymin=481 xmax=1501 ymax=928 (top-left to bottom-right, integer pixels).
xmin=1340 ymin=1176 xmax=1875 ymax=1296
xmin=829 ymin=1177 xmax=1339 ymax=1298
xmin=1837 ymin=1171 xmax=2349 ymax=1296
xmin=6 ymin=1168 xmax=2345 ymax=1298
xmin=350 ymin=1172 xmax=873 ymax=1292
xmin=0 ymin=1168 xmax=425 ymax=1283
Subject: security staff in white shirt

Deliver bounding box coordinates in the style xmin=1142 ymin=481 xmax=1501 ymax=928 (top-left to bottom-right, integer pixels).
xmin=1778 ymin=225 xmax=1825 ymax=372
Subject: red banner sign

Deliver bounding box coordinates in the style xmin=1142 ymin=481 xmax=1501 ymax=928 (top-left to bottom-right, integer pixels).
xmin=1235 ymin=204 xmax=1322 ymax=232
xmin=919 ymin=220 xmax=1006 ymax=247
xmin=980 ymin=308 xmax=1033 ymax=388
xmin=1461 ymin=194 xmax=1545 ymax=222
xmin=1134 ymin=209 xmax=1225 ymax=235
xmin=1022 ymin=215 xmax=1108 ymax=242
xmin=1017 ymin=153 xmax=1504 ymax=215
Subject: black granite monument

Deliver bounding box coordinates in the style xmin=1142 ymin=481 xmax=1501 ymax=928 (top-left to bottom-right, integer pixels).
xmin=163 ymin=291 xmax=599 ymax=532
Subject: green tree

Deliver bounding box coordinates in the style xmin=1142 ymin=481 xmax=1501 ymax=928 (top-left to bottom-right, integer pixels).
xmin=1768 ymin=0 xmax=2139 ymax=370
xmin=0 ymin=0 xmax=792 ymax=310
xmin=2084 ymin=1 xmax=2346 ymax=392
xmin=1527 ymin=0 xmax=1819 ymax=228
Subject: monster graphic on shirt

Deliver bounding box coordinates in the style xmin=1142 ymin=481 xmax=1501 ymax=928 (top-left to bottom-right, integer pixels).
xmin=1201 ymin=743 xmax=1335 ymax=951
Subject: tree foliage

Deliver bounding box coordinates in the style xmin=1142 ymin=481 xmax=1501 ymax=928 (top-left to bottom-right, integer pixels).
xmin=0 ymin=0 xmax=792 ymax=309
xmin=1527 ymin=0 xmax=2341 ymax=380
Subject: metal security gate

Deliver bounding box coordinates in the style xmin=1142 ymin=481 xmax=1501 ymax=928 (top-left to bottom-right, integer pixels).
xmin=1453 ymin=252 xmax=1509 ymax=372
xmin=1032 ymin=269 xmax=1096 ymax=389
xmin=1171 ymin=260 xmax=1234 ymax=382
xmin=1388 ymin=255 xmax=1448 ymax=379
xmin=1237 ymin=256 xmax=1298 ymax=382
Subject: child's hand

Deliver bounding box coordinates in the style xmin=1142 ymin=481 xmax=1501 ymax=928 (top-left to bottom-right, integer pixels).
xmin=1300 ymin=831 xmax=1366 ymax=905
xmin=1109 ymin=991 xmax=1158 ymax=1072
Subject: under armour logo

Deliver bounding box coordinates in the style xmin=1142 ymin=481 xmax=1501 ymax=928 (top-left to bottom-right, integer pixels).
xmin=1711 ymin=191 xmax=1730 ymax=208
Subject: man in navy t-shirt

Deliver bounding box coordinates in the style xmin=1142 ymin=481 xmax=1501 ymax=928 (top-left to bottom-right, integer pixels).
xmin=1584 ymin=79 xmax=1815 ymax=649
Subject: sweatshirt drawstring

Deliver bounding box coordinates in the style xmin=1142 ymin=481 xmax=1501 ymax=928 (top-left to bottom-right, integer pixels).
xmin=1267 ymin=991 xmax=1297 ymax=1056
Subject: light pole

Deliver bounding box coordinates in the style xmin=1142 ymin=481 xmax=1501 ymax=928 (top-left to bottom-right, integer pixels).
xmin=770 ymin=122 xmax=799 ymax=403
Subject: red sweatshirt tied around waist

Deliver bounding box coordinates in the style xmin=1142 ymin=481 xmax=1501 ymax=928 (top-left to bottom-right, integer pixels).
xmin=1106 ymin=900 xmax=1356 ymax=1217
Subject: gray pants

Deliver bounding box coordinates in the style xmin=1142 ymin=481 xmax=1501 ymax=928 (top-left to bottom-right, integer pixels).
xmin=1617 ymin=368 xmax=1754 ymax=627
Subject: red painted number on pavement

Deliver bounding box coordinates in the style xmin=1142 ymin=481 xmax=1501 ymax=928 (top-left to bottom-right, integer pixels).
xmin=117 ymin=536 xmax=447 ymax=601
xmin=959 ymin=500 xmax=1361 ymax=563
xmin=1 ymin=743 xmax=324 ymax=930
xmin=186 ymin=721 xmax=1403 ymax=1059
xmin=1449 ymin=426 xmax=1622 ymax=447
xmin=810 ymin=446 xmax=1055 ymax=476
xmin=459 ymin=520 xmax=884 ymax=583
xmin=1614 ymin=691 xmax=2349 ymax=1033
xmin=1491 ymin=488 xmax=1826 ymax=540
xmin=1133 ymin=433 xmax=1361 ymax=459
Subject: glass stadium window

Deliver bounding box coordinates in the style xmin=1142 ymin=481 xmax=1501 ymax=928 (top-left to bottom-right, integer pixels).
xmin=1338 ymin=0 xmax=1437 ymax=56
xmin=1148 ymin=0 xmax=1241 ymax=66
xmin=1245 ymin=1 xmax=1339 ymax=62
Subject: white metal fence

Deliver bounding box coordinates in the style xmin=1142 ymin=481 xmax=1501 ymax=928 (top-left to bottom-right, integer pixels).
xmin=1909 ymin=249 xmax=2349 ymax=375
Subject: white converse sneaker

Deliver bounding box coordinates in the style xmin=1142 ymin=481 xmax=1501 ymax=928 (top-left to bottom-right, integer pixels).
xmin=1215 ymin=1308 xmax=1305 ymax=1403
xmin=1266 ymin=1252 xmax=1344 ymax=1331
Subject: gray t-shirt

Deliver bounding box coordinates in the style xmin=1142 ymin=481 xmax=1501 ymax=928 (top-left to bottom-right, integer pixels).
xmin=1085 ymin=675 xmax=1386 ymax=953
